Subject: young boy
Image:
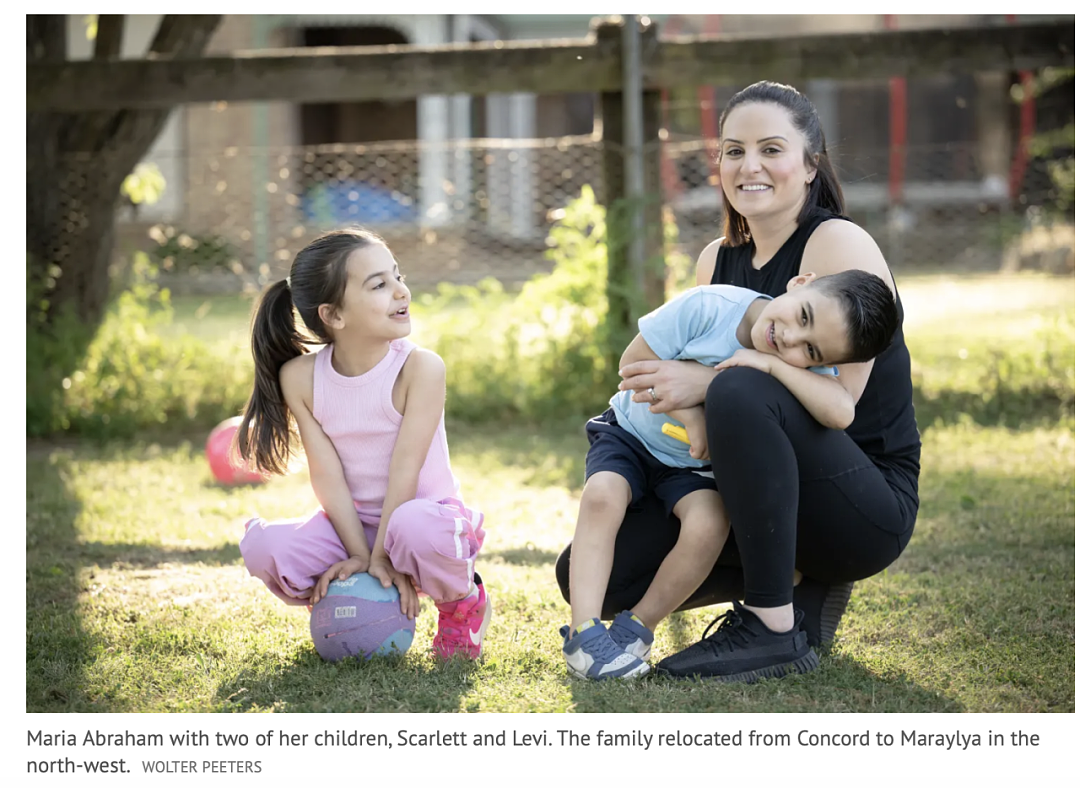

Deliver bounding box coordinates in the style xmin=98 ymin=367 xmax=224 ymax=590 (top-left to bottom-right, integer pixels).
xmin=561 ymin=268 xmax=899 ymax=680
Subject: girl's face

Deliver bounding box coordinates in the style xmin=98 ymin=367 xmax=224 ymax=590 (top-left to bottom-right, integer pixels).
xmin=720 ymin=102 xmax=816 ymax=228
xmin=324 ymin=243 xmax=411 ymax=342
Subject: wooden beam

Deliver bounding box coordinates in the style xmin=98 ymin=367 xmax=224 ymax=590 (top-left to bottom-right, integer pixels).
xmin=649 ymin=23 xmax=1074 ymax=85
xmin=28 ymin=38 xmax=620 ymax=112
xmin=27 ymin=21 xmax=1073 ymax=112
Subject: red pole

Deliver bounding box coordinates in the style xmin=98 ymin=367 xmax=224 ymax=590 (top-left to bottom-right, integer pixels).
xmin=885 ymin=15 xmax=907 ymax=205
xmin=1007 ymin=14 xmax=1036 ymax=201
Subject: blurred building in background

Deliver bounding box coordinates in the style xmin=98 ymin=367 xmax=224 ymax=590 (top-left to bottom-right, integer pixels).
xmin=61 ymin=14 xmax=1074 ymax=293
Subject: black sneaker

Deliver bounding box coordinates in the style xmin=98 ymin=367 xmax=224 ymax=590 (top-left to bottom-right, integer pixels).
xmin=655 ymin=602 xmax=819 ymax=683
xmin=792 ymin=578 xmax=853 ymax=648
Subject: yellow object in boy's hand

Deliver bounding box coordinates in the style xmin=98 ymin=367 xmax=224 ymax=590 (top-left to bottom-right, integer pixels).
xmin=661 ymin=423 xmax=690 ymax=444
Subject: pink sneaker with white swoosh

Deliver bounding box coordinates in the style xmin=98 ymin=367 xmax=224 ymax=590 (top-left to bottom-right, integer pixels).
xmin=433 ymin=581 xmax=492 ymax=660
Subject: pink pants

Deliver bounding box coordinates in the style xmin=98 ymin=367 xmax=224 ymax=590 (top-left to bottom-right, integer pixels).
xmin=240 ymin=497 xmax=484 ymax=606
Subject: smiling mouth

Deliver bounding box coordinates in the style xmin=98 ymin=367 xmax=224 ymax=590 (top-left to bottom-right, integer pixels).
xmin=391 ymin=306 xmax=409 ymax=318
xmin=767 ymin=323 xmax=777 ymax=349
xmin=740 ymin=185 xmax=771 ymax=192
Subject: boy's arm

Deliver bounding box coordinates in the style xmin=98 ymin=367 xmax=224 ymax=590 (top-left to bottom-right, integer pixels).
xmin=714 ymin=349 xmax=855 ymax=430
xmin=668 ymin=405 xmax=710 ymax=460
xmin=619 ymin=332 xmax=659 ymax=370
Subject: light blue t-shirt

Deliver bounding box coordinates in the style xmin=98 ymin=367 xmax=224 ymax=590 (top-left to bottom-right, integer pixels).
xmin=609 ymin=285 xmax=838 ymax=469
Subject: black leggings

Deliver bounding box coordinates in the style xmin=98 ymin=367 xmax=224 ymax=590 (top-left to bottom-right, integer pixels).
xmin=555 ymin=367 xmax=917 ymax=612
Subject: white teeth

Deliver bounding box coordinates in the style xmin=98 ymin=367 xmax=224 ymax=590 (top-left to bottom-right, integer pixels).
xmin=741 ymin=185 xmax=770 ymax=191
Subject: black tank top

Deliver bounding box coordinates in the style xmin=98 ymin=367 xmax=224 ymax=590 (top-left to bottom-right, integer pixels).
xmin=711 ymin=207 xmax=921 ymax=508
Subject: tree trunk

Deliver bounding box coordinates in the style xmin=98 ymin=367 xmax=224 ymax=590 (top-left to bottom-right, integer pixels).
xmin=26 ymin=14 xmax=222 ymax=330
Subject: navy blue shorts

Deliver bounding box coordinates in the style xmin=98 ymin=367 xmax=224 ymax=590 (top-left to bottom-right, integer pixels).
xmin=585 ymin=409 xmax=717 ymax=516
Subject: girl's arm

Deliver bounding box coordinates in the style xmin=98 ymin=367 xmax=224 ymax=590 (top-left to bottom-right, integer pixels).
xmin=279 ymin=356 xmax=372 ymax=603
xmin=366 ymin=348 xmax=448 ymax=618
xmin=714 ymin=349 xmax=856 ymax=430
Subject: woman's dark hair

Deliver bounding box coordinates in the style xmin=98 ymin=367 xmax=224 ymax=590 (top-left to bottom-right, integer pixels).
xmin=237 ymin=228 xmax=385 ymax=474
xmin=809 ymin=269 xmax=898 ymax=364
xmin=718 ymin=81 xmax=845 ymax=246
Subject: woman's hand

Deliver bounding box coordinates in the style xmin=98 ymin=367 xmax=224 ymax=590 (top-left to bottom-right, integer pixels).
xmin=312 ymin=554 xmax=370 ymax=606
xmin=714 ymin=349 xmax=776 ymax=376
xmin=618 ymin=359 xmax=718 ymax=414
xmin=368 ymin=556 xmax=420 ymax=620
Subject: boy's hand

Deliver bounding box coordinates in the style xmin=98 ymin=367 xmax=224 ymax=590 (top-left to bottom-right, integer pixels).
xmin=312 ymin=554 xmax=370 ymax=606
xmin=714 ymin=348 xmax=776 ymax=376
xmin=680 ymin=410 xmax=710 ymax=461
xmin=368 ymin=556 xmax=420 ymax=620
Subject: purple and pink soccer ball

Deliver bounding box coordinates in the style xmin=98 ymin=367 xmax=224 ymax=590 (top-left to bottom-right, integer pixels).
xmin=309 ymin=572 xmax=415 ymax=661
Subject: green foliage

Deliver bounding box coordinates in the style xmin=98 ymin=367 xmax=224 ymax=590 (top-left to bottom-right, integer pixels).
xmin=416 ymin=186 xmax=616 ymax=422
xmin=1017 ymin=67 xmax=1075 ymax=215
xmin=148 ymin=225 xmax=242 ymax=274
xmin=27 ymin=253 xmax=250 ymax=439
xmin=121 ymin=163 xmax=166 ymax=206
xmin=27 ymin=256 xmax=92 ymax=437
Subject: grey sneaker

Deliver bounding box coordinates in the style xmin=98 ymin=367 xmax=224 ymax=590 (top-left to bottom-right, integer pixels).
xmin=560 ymin=619 xmax=650 ymax=681
xmin=608 ymin=610 xmax=654 ymax=660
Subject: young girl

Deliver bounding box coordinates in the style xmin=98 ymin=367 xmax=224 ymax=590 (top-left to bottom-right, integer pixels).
xmin=236 ymin=228 xmax=491 ymax=660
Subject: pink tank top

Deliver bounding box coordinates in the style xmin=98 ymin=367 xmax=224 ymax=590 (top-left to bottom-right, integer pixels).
xmin=312 ymin=339 xmax=459 ymax=523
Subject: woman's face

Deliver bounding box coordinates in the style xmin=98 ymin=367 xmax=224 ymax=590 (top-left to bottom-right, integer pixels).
xmin=719 ymin=102 xmax=816 ymax=228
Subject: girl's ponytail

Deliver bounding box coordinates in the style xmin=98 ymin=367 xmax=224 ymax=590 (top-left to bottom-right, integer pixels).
xmin=237 ymin=227 xmax=385 ymax=474
xmin=237 ymin=279 xmax=307 ymax=475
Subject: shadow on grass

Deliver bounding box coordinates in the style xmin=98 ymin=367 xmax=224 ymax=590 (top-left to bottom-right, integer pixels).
xmin=913 ymin=386 xmax=1072 ymax=430
xmin=26 ymin=453 xmax=94 ymax=711
xmin=25 ymin=451 xmax=241 ymax=712
xmin=73 ymin=542 xmax=240 ymax=569
xmin=214 ymin=649 xmax=481 ymax=713
xmin=485 ymin=547 xmax=562 ymax=567
xmin=566 ymin=647 xmax=965 ymax=713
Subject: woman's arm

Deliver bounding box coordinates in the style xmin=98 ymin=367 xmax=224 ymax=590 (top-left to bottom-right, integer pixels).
xmin=619 ymin=332 xmax=709 ymax=455
xmin=695 ymin=238 xmax=724 ymax=286
xmin=280 ymin=356 xmax=372 ymax=603
xmin=617 ymin=239 xmax=726 ymax=412
xmin=801 ymin=220 xmax=894 ymax=405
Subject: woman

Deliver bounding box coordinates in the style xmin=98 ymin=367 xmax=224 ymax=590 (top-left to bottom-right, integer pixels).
xmin=555 ymin=81 xmax=920 ymax=682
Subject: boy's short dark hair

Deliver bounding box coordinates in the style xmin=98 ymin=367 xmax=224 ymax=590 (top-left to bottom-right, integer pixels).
xmin=809 ymin=270 xmax=899 ymax=364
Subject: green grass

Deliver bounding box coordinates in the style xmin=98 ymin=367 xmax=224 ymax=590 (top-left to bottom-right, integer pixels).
xmin=26 ymin=273 xmax=1074 ymax=712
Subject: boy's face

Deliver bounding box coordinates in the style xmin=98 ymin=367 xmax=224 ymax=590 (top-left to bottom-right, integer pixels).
xmin=750 ymin=275 xmax=851 ymax=367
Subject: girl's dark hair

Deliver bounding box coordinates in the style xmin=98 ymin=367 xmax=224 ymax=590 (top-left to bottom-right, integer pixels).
xmin=237 ymin=228 xmax=385 ymax=474
xmin=719 ymin=81 xmax=845 ymax=246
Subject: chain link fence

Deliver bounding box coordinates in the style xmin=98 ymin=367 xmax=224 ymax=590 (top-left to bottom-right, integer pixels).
xmin=65 ymin=75 xmax=1071 ymax=296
